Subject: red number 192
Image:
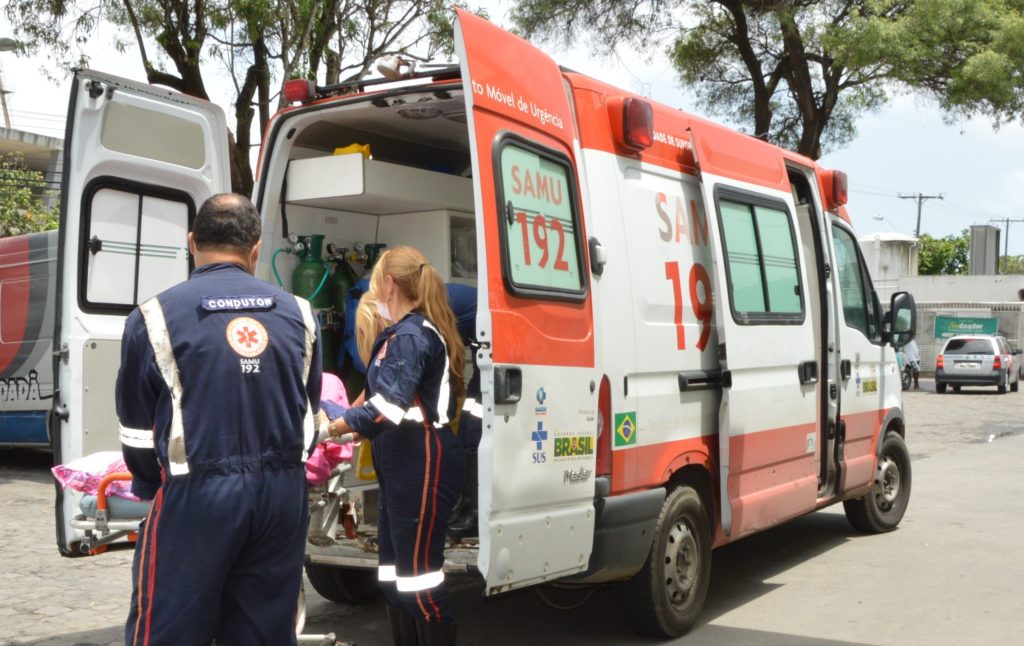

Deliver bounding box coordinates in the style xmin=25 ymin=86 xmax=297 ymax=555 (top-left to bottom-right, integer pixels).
xmin=665 ymin=261 xmax=713 ymax=351
xmin=516 ymin=211 xmax=570 ymax=271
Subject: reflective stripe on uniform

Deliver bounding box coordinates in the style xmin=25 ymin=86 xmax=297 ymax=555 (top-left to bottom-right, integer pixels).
xmin=421 ymin=320 xmax=450 ymax=426
xmin=294 ymin=295 xmax=317 ymax=460
xmin=395 ymin=569 xmax=445 ymax=592
xmin=139 ymin=298 xmax=189 ymax=476
xmin=378 ymin=564 xmax=397 ymax=582
xmin=119 ymin=425 xmax=154 ymax=449
xmin=462 ymin=398 xmax=483 ymax=419
xmin=369 ymin=393 xmax=407 ymax=425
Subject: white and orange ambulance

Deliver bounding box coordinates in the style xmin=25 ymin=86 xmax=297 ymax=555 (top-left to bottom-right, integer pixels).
xmin=52 ymin=10 xmax=917 ymax=636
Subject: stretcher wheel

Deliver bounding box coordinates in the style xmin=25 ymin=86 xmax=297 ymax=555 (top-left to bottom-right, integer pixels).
xmin=304 ymin=563 xmax=381 ymax=604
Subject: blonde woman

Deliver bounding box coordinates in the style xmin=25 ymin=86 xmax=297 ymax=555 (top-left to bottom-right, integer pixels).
xmin=325 ymin=247 xmax=465 ymax=645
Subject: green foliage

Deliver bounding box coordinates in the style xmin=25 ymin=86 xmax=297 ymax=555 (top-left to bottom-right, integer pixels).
xmin=0 ymin=153 xmax=59 ymax=237
xmin=999 ymin=255 xmax=1024 ymax=274
xmin=917 ymin=230 xmax=970 ymax=275
xmin=511 ymin=1 xmax=912 ymax=159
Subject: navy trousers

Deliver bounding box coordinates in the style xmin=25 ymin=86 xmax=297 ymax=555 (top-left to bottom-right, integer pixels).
xmin=125 ymin=465 xmax=308 ymax=645
xmin=373 ymin=422 xmax=465 ymax=622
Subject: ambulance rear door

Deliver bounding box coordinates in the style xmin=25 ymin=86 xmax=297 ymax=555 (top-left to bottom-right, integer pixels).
xmin=690 ymin=123 xmax=820 ymax=538
xmin=455 ymin=10 xmax=598 ymax=593
xmin=53 ymin=70 xmax=229 ymax=555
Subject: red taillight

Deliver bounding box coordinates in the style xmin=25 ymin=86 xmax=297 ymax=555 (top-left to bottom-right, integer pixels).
xmin=623 ymin=98 xmax=653 ymax=150
xmin=283 ymin=79 xmax=315 ymax=104
xmin=832 ymin=170 xmax=848 ymax=206
xmin=994 ymin=355 xmax=1002 ymax=370
xmin=937 ymin=354 xmax=944 ymax=369
xmin=596 ymin=375 xmax=612 ymax=477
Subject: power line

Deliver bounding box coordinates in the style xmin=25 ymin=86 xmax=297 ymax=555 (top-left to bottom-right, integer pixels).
xmin=898 ymin=192 xmax=943 ymax=238
xmin=989 ymin=218 xmax=1024 ymax=259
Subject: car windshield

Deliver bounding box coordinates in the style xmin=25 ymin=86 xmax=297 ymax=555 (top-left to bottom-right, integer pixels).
xmin=944 ymin=339 xmax=994 ymax=355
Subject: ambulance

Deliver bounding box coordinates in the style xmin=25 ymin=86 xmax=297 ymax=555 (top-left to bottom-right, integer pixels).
xmin=51 ymin=10 xmax=917 ymax=637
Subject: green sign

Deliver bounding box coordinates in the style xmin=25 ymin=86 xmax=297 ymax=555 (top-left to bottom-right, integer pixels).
xmin=933 ymin=316 xmax=998 ymax=339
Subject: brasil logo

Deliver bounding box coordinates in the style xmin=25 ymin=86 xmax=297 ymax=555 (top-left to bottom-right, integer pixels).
xmin=613 ymin=412 xmax=637 ymax=447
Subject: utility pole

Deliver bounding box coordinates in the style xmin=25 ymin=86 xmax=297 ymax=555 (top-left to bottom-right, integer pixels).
xmin=989 ymin=218 xmax=1024 ymax=266
xmin=898 ymin=192 xmax=943 ymax=238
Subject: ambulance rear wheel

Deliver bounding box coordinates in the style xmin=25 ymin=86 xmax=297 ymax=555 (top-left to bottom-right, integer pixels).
xmin=620 ymin=485 xmax=711 ymax=638
xmin=304 ymin=563 xmax=380 ymax=604
xmin=843 ymin=432 xmax=912 ymax=533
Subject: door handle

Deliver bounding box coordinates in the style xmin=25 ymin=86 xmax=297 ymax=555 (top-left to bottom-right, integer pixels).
xmin=798 ymin=360 xmax=818 ymax=384
xmin=840 ymin=359 xmax=852 ymax=380
xmin=494 ymin=366 xmax=522 ymax=404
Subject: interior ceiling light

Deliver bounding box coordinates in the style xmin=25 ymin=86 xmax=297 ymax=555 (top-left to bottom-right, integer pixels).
xmin=398 ymin=106 xmax=441 ymax=120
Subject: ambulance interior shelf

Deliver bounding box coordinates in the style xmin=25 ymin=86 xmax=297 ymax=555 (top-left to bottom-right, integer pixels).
xmin=284 ymin=153 xmax=473 ymax=214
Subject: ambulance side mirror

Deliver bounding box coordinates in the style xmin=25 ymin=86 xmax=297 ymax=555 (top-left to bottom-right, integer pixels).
xmin=589 ymin=237 xmax=607 ymax=276
xmin=888 ymin=291 xmax=916 ymax=348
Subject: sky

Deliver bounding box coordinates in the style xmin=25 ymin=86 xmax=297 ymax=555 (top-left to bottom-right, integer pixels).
xmin=2 ymin=7 xmax=1023 ymax=255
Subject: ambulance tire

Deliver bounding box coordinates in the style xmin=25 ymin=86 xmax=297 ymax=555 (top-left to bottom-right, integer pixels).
xmin=304 ymin=563 xmax=381 ymax=604
xmin=620 ymin=485 xmax=711 ymax=638
xmin=843 ymin=432 xmax=912 ymax=534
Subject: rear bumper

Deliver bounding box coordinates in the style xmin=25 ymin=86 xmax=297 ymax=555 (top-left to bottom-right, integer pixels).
xmin=935 ymin=368 xmax=1004 ymax=386
xmin=565 ymin=479 xmax=665 ymax=584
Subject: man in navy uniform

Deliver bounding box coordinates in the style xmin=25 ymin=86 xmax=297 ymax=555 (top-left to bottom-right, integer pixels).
xmin=116 ymin=193 xmax=321 ymax=645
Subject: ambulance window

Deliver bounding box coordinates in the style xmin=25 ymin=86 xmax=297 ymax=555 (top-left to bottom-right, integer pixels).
xmin=496 ymin=139 xmax=585 ymax=299
xmin=718 ymin=196 xmax=803 ymax=322
xmin=832 ymin=225 xmax=878 ymax=339
xmin=101 ymin=102 xmax=206 ymax=169
xmin=80 ymin=181 xmax=193 ymax=312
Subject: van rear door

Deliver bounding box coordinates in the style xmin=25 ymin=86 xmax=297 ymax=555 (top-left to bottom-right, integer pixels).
xmin=53 ymin=70 xmax=229 ymax=555
xmin=455 ymin=10 xmax=598 ymax=593
xmin=691 ymin=123 xmax=820 ymax=538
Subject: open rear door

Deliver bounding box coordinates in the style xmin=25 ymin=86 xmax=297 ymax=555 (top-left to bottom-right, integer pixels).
xmin=690 ymin=122 xmax=820 ymax=539
xmin=455 ymin=11 xmax=598 ymax=593
xmin=53 ymin=70 xmax=229 ymax=555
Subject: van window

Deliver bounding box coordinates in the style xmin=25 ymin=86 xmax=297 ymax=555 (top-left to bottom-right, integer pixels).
xmin=81 ymin=182 xmax=193 ymax=311
xmin=102 ymin=102 xmax=206 ymax=169
xmin=832 ymin=225 xmax=879 ymax=339
xmin=718 ymin=196 xmax=802 ymax=322
xmin=496 ymin=139 xmax=585 ymax=299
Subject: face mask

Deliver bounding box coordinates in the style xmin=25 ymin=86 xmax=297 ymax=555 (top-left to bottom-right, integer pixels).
xmin=376 ymin=299 xmax=393 ymax=322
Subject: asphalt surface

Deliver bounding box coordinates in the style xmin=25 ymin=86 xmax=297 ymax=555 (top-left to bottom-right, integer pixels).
xmin=2 ymin=378 xmax=1023 ymax=645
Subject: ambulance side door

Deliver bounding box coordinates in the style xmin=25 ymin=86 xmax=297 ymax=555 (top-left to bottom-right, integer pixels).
xmin=455 ymin=10 xmax=598 ymax=593
xmin=693 ymin=126 xmax=820 ymax=538
xmin=53 ymin=70 xmax=229 ymax=555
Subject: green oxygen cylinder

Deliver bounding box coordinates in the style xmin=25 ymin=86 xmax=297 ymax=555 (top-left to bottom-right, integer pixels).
xmin=330 ymin=254 xmax=359 ymax=320
xmin=291 ymin=234 xmax=337 ymax=372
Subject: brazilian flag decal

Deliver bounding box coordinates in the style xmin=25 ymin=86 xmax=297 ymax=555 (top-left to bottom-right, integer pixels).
xmin=613 ymin=412 xmax=637 ymax=447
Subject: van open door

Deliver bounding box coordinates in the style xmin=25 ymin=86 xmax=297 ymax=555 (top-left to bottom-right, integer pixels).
xmin=455 ymin=11 xmax=598 ymax=593
xmin=690 ymin=123 xmax=820 ymax=539
xmin=53 ymin=70 xmax=229 ymax=555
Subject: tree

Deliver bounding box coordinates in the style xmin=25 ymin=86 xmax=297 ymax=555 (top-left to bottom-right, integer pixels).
xmin=510 ymin=0 xmax=919 ymax=159
xmin=5 ymin=0 xmax=465 ymax=195
xmin=873 ymin=0 xmax=1024 ymax=126
xmin=917 ymin=230 xmax=970 ymax=275
xmin=999 ymin=255 xmax=1024 ymax=274
xmin=0 ymin=153 xmax=59 ymax=237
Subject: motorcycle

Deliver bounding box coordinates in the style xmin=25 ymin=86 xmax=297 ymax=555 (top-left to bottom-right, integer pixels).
xmin=895 ymin=346 xmax=914 ymax=391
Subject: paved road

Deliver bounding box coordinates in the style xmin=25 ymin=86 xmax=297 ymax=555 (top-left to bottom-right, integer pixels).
xmin=3 ymin=379 xmax=1023 ymax=645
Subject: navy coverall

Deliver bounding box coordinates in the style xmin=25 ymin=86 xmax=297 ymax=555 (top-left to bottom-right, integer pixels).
xmin=116 ymin=262 xmax=321 ymax=646
xmin=343 ymin=312 xmax=464 ymax=623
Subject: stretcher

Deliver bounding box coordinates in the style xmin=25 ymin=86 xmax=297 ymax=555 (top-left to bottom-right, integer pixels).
xmin=67 ymin=471 xmax=352 ymax=645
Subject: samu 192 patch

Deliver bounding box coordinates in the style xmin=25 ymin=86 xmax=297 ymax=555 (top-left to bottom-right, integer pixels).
xmin=614 ymin=412 xmax=637 ymax=447
xmin=226 ymin=316 xmax=269 ymax=358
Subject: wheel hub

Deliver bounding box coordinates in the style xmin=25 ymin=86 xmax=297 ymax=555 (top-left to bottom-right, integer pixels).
xmin=875 ymin=455 xmax=901 ymax=508
xmin=664 ymin=520 xmax=698 ymax=610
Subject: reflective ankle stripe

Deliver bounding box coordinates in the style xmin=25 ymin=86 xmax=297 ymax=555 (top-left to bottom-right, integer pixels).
xmin=378 ymin=564 xmax=397 ymax=582
xmin=140 ymin=298 xmax=189 ymax=476
xmin=395 ymin=569 xmax=445 ymax=592
xmin=294 ymin=295 xmax=317 ymax=460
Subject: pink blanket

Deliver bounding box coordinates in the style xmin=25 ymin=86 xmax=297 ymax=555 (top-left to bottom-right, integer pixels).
xmin=52 ymin=451 xmax=140 ymax=501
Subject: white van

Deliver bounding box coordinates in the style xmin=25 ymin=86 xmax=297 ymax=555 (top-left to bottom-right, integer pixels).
xmin=52 ymin=10 xmax=917 ymax=636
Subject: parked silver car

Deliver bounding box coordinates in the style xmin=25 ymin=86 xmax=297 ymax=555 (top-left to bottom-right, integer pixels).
xmin=935 ymin=334 xmax=1022 ymax=394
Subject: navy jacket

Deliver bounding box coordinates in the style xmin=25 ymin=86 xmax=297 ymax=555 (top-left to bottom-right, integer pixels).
xmin=116 ymin=262 xmax=322 ymax=499
xmin=343 ymin=312 xmax=449 ymax=439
